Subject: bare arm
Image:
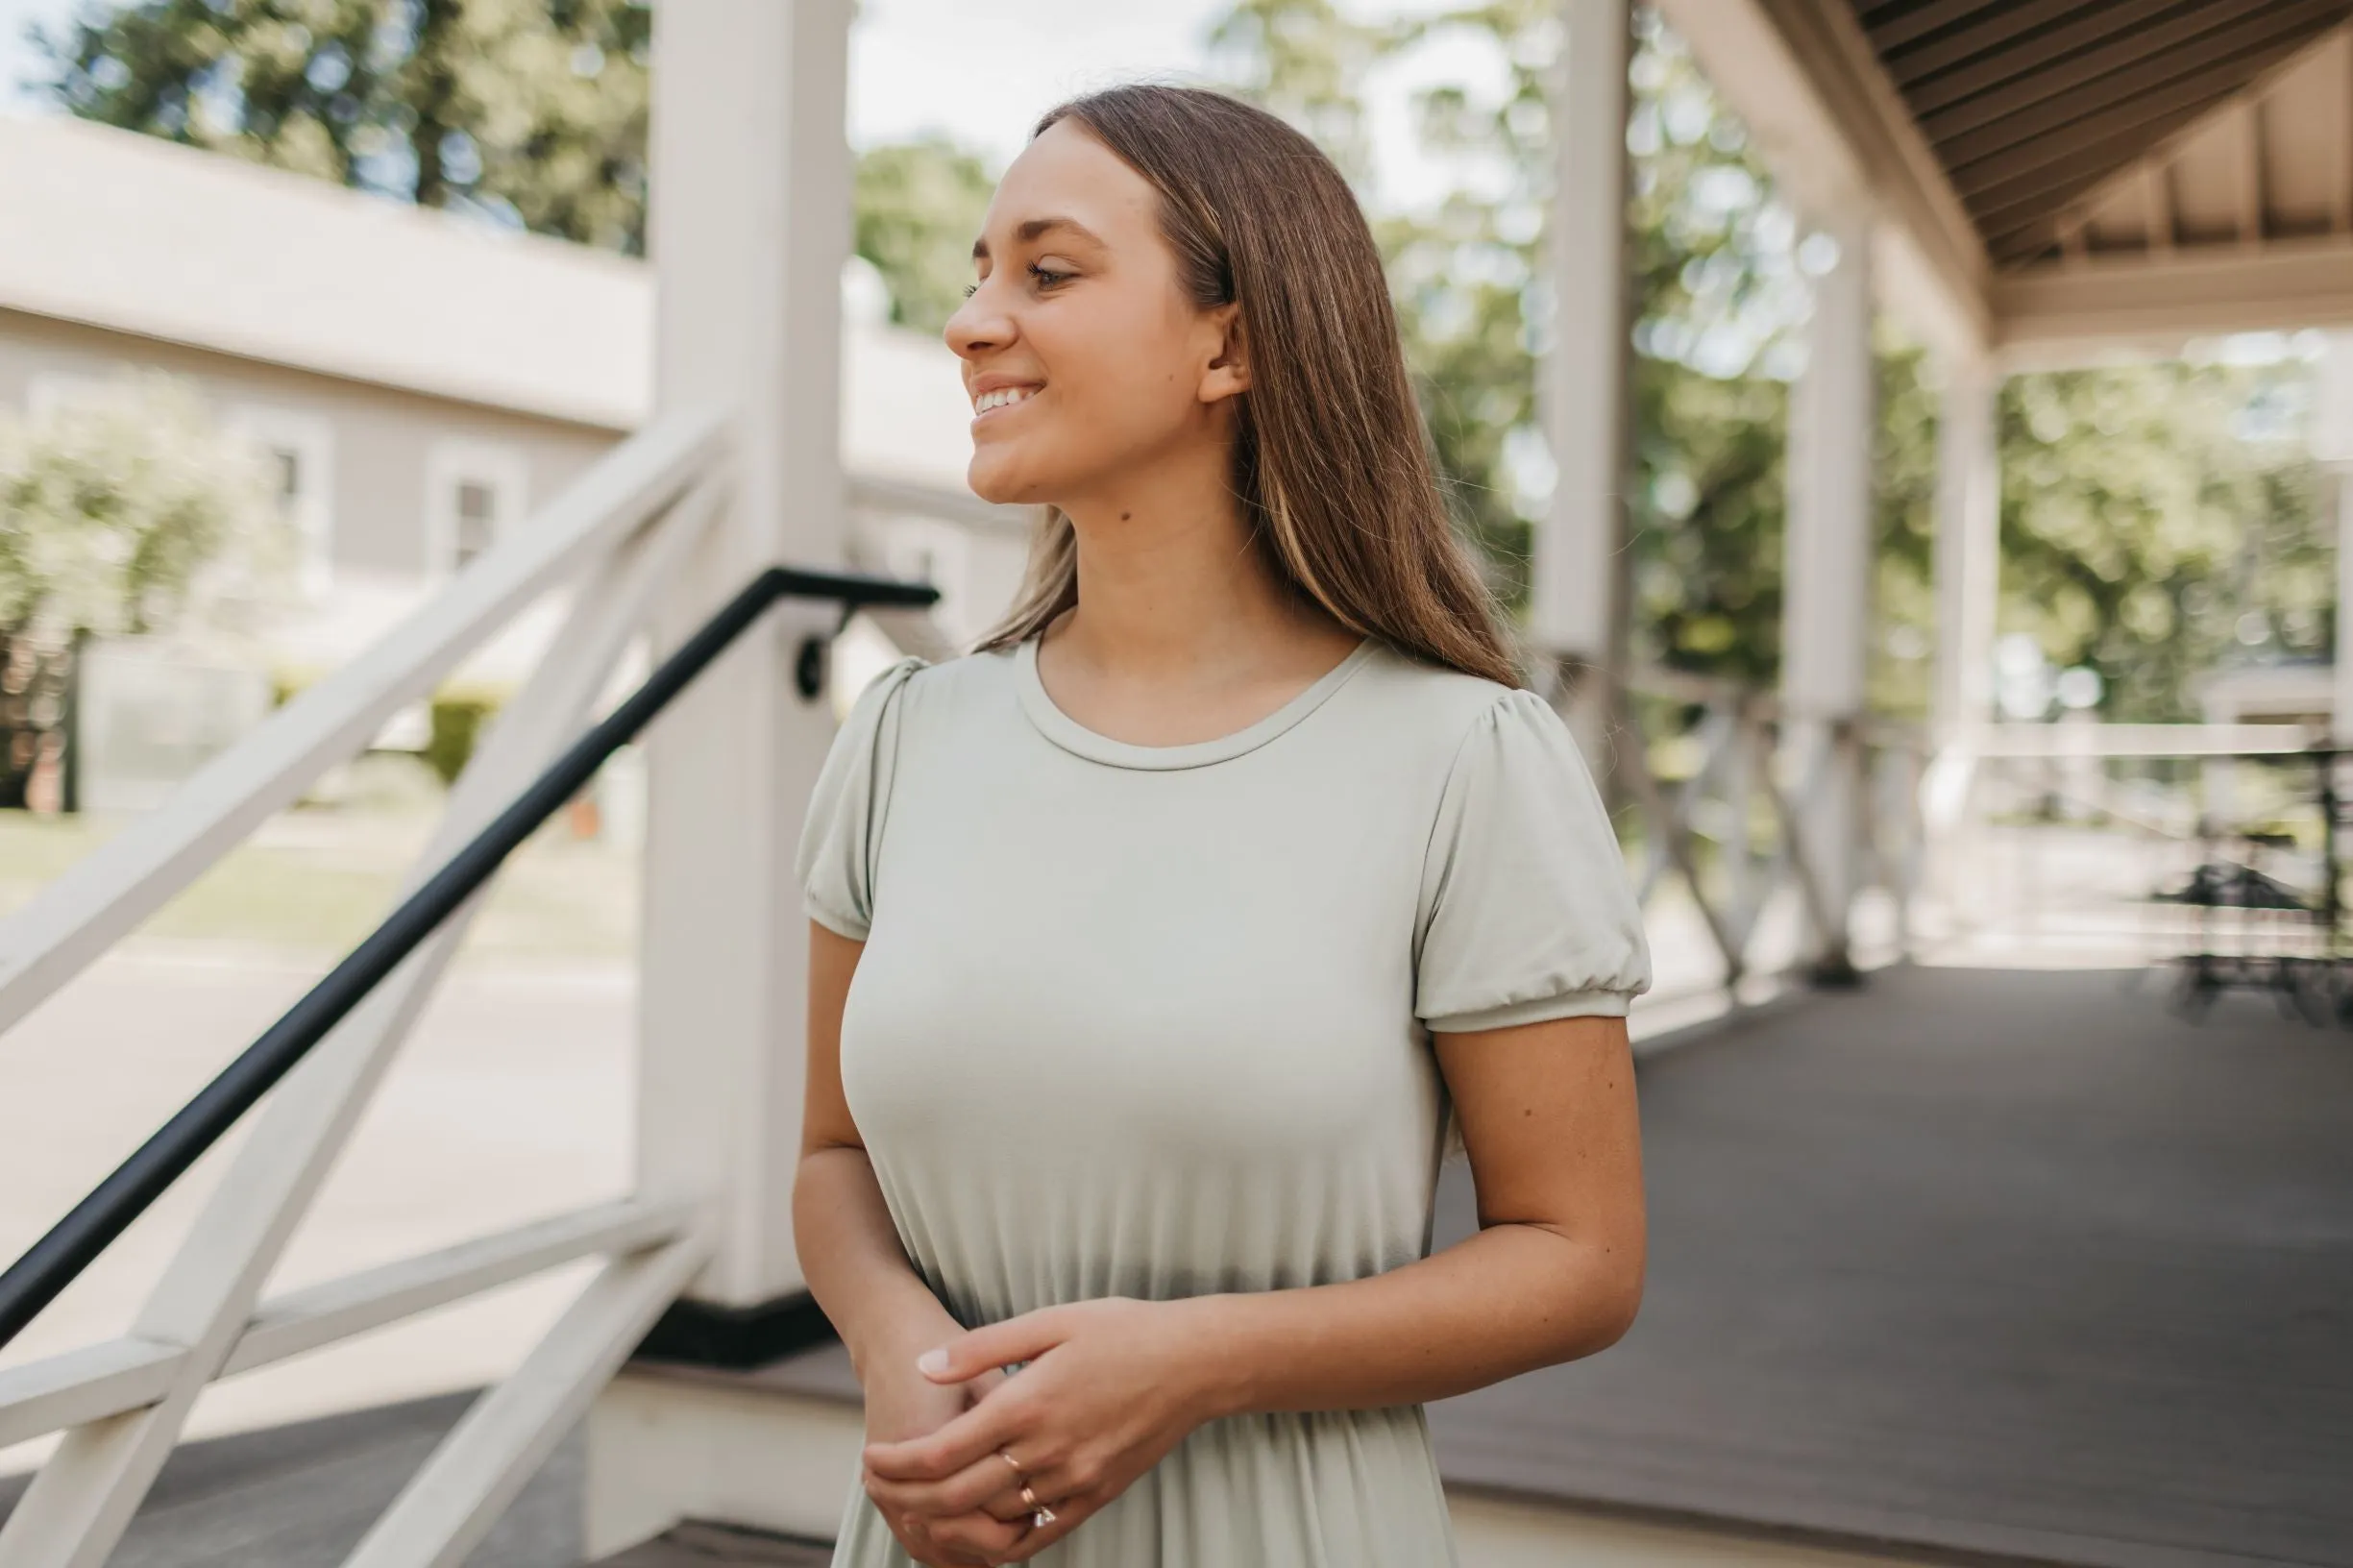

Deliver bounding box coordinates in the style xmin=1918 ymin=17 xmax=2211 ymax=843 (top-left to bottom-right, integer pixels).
xmin=1189 ymin=1011 xmax=1647 ymax=1415
xmin=791 ymin=920 xmax=962 ymax=1379
xmin=795 ymin=920 xmax=1035 ymax=1564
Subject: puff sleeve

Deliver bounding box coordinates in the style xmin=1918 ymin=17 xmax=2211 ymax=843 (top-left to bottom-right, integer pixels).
xmin=1413 ymin=688 xmax=1653 ymax=1033
xmin=794 ymin=655 xmax=927 ymax=942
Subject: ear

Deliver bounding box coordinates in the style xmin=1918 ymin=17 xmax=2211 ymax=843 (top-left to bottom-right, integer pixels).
xmin=1198 ymin=303 xmax=1250 ymax=404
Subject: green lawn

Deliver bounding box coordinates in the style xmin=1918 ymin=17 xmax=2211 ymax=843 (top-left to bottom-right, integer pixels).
xmin=0 ymin=807 xmax=638 ymax=962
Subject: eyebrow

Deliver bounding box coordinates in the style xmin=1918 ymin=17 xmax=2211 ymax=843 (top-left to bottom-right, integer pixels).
xmin=971 ymin=216 xmax=1106 ymax=262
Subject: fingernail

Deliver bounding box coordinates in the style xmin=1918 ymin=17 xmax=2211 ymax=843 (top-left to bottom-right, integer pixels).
xmin=917 ymin=1348 xmax=949 ymax=1375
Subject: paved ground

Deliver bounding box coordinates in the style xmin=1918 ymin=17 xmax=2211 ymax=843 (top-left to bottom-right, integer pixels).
xmin=0 ymin=948 xmax=635 ymax=1472
xmin=1426 ymin=965 xmax=2353 ymax=1568
xmin=0 ymin=1394 xmax=581 ymax=1567
xmin=594 ymin=1523 xmax=832 ymax=1565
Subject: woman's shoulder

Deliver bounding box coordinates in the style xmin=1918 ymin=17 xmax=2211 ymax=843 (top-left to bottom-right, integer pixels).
xmin=1354 ymin=637 xmax=1545 ymax=751
xmin=879 ymin=640 xmax=1019 ymax=715
xmin=844 ymin=640 xmax=1017 ymax=708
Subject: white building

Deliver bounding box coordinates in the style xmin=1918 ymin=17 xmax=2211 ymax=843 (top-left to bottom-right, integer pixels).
xmin=0 ymin=110 xmax=1031 ymax=693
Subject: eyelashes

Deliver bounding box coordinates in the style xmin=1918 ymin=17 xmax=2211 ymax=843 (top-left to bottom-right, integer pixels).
xmin=965 ymin=262 xmax=1073 ymax=299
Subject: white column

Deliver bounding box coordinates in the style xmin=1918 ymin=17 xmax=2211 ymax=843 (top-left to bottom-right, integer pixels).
xmin=1532 ymin=0 xmax=1631 ymax=681
xmin=1932 ymin=356 xmax=1999 ymax=736
xmin=2334 ymin=466 xmax=2353 ymax=744
xmin=2317 ymin=332 xmax=2353 ymax=740
xmin=637 ymin=0 xmax=855 ymax=1307
xmin=1781 ymin=209 xmax=1874 ymax=968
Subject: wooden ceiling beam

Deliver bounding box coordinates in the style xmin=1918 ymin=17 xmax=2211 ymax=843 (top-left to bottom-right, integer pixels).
xmin=1972 ymin=97 xmax=2239 ymax=257
xmin=2236 ymin=98 xmax=2267 ymax=247
xmin=1882 ymin=0 xmax=2145 ymax=86
xmin=1993 ymin=234 xmax=2353 ymax=354
xmin=2145 ymin=159 xmax=2177 ymax=254
xmin=2338 ymin=27 xmax=2353 ymax=234
xmin=1914 ymin=0 xmax=2273 ymax=130
xmin=1859 ymin=0 xmax=2005 ymax=56
xmin=1943 ymin=20 xmax=2332 ymax=195
xmin=1894 ymin=0 xmax=2167 ymax=95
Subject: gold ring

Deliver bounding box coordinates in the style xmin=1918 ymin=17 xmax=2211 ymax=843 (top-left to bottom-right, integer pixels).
xmin=1002 ymin=1449 xmax=1054 ymax=1526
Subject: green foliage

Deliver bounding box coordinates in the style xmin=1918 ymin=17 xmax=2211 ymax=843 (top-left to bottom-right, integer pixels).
xmin=854 ymin=135 xmax=998 ymax=335
xmin=1211 ymin=0 xmax=1807 ymax=651
xmin=422 ymin=690 xmax=497 ymax=786
xmin=1205 ymin=0 xmax=1386 ymax=186
xmin=1870 ymin=345 xmax=1941 ymax=715
xmin=0 ymin=370 xmax=293 ymax=642
xmin=1633 ymin=363 xmax=1787 ymax=684
xmin=1207 ymin=0 xmax=2323 ymax=724
xmin=1998 ymin=360 xmax=2326 ymax=722
xmin=39 ymin=0 xmax=999 ymax=317
xmin=35 ymin=0 xmax=652 ymax=252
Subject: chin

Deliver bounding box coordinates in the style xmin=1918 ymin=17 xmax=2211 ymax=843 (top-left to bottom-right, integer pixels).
xmin=966 ymin=453 xmax=1047 ymax=508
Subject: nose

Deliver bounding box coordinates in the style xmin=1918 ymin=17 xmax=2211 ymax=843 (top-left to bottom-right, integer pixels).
xmin=944 ymin=282 xmax=1014 ymax=363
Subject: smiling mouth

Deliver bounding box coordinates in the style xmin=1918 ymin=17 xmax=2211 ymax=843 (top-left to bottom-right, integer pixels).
xmin=971 ymin=384 xmax=1041 ymax=419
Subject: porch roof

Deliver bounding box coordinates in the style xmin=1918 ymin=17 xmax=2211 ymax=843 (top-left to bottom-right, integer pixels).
xmin=1661 ymin=0 xmax=2353 ymax=359
xmin=1856 ymin=0 xmax=2353 ymax=268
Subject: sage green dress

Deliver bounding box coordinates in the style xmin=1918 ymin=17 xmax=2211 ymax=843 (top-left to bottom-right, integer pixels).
xmin=795 ymin=632 xmax=1651 ymax=1568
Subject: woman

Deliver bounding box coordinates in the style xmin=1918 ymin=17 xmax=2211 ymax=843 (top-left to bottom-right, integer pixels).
xmin=793 ymin=84 xmax=1651 ymax=1568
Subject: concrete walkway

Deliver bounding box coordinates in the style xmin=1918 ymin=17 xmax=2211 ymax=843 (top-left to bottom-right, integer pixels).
xmin=1429 ymin=965 xmax=2353 ymax=1567
xmin=0 ymin=947 xmax=636 ymax=1474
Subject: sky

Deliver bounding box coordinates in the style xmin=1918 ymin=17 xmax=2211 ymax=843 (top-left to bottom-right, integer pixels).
xmin=0 ymin=0 xmax=1483 ymax=212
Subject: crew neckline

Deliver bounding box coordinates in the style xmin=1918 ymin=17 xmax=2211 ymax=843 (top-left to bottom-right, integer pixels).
xmin=1015 ymin=633 xmax=1379 ymax=771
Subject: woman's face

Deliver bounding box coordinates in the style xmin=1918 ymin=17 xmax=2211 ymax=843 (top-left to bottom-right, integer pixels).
xmin=945 ymin=118 xmax=1246 ymax=508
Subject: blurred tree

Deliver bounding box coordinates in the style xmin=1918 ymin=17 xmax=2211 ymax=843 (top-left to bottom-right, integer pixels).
xmin=0 ymin=370 xmax=294 ymax=806
xmin=1999 ymin=360 xmax=2326 ymax=723
xmin=1209 ymin=0 xmax=2321 ymax=723
xmin=0 ymin=370 xmax=293 ymax=642
xmin=35 ymin=0 xmax=1001 ymax=317
xmin=1212 ymin=0 xmax=1806 ymax=665
xmin=855 ymin=135 xmax=998 ymax=335
xmin=33 ymin=0 xmax=653 ymax=252
xmin=1870 ymin=344 xmax=1939 ymax=715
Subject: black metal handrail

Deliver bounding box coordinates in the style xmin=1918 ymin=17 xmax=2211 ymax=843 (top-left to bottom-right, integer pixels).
xmin=0 ymin=565 xmax=938 ymax=1352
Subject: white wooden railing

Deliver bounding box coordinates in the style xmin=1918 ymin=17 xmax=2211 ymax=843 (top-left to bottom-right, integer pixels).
xmin=1916 ymin=723 xmax=2346 ymax=968
xmin=1608 ymin=668 xmax=1929 ymax=991
xmin=0 ymin=409 xmax=740 ymax=1568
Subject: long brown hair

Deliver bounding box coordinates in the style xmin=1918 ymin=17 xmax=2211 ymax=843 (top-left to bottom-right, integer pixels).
xmin=968 ymin=84 xmax=1525 ymax=690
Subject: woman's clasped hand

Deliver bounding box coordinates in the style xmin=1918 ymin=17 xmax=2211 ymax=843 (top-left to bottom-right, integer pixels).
xmin=861 ymin=1296 xmax=1226 ymax=1566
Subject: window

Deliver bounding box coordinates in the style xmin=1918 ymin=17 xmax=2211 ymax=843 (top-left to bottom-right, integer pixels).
xmin=225 ymin=404 xmax=337 ymax=598
xmin=425 ymin=440 xmax=529 ymax=578
xmin=453 ymin=479 xmax=499 ymax=569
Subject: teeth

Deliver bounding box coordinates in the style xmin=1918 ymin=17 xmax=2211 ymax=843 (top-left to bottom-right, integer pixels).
xmin=973 ymin=385 xmax=1036 ymax=414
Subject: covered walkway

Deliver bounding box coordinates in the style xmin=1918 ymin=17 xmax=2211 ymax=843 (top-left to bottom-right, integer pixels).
xmin=28 ymin=967 xmax=2341 ymax=1566
xmin=1431 ymin=965 xmax=2353 ymax=1567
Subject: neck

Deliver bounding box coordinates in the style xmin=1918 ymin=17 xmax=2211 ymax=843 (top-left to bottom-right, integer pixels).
xmin=1050 ymin=439 xmax=1319 ymax=677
